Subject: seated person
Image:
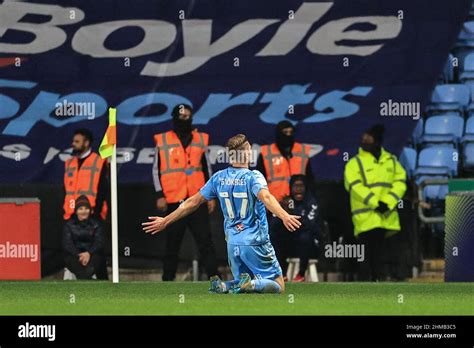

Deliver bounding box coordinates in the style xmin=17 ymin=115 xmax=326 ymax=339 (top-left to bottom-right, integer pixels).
xmin=270 ymin=175 xmax=321 ymax=282
xmin=63 ymin=195 xmax=106 ymax=280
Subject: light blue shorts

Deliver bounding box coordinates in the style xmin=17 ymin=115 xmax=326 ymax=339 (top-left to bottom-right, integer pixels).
xmin=227 ymin=242 xmax=282 ymax=280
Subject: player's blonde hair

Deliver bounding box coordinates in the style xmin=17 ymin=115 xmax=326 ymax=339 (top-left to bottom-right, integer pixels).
xmin=225 ymin=134 xmax=249 ymax=152
xmin=226 ymin=134 xmax=251 ymax=164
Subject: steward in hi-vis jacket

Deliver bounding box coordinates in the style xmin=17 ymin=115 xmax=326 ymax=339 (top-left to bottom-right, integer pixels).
xmin=344 ymin=124 xmax=407 ymax=281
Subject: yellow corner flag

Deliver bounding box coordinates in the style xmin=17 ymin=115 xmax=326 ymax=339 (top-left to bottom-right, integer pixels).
xmin=99 ymin=107 xmax=117 ymax=159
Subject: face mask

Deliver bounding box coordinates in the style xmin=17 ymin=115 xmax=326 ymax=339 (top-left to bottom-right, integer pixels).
xmin=276 ymin=133 xmax=295 ymax=149
xmin=173 ymin=117 xmax=193 ymax=134
xmin=361 ymin=142 xmax=380 ymax=155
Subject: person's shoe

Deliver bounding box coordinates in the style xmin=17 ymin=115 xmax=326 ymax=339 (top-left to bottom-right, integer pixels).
xmin=292 ymin=274 xmax=305 ymax=282
xmin=229 ymin=273 xmax=253 ymax=294
xmin=208 ymin=275 xmax=226 ymax=294
xmin=283 ymin=276 xmax=288 ymax=282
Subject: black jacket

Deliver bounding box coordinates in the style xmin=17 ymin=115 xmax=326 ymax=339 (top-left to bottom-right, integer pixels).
xmin=271 ymin=193 xmax=321 ymax=241
xmin=63 ymin=216 xmax=104 ymax=255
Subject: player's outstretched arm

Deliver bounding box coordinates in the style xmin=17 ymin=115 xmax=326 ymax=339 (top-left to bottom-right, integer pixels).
xmin=142 ymin=192 xmax=207 ymax=234
xmin=257 ymin=188 xmax=302 ymax=232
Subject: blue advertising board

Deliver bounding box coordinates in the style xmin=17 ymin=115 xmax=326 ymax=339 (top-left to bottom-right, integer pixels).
xmin=0 ymin=0 xmax=470 ymax=183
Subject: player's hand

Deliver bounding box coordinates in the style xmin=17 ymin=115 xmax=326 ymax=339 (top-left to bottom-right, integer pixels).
xmin=207 ymin=199 xmax=216 ymax=214
xmin=282 ymin=214 xmax=302 ymax=232
xmin=156 ymin=198 xmax=168 ymax=212
xmin=142 ymin=216 xmax=166 ymax=234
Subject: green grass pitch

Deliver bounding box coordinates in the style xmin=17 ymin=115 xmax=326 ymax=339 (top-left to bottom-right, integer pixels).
xmin=0 ymin=281 xmax=472 ymax=315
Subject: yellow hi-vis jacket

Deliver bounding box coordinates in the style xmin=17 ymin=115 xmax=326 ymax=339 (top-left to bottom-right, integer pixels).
xmin=344 ymin=147 xmax=407 ymax=236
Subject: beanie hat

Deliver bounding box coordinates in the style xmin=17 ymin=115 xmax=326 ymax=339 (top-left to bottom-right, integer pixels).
xmin=74 ymin=195 xmax=91 ymax=212
xmin=365 ymin=123 xmax=385 ymax=144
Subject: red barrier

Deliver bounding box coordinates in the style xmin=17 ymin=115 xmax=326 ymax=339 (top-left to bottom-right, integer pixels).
xmin=0 ymin=198 xmax=41 ymax=280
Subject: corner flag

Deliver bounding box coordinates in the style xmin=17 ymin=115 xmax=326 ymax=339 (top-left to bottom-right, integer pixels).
xmin=99 ymin=108 xmax=117 ymax=159
xmin=100 ymin=107 xmax=120 ymax=283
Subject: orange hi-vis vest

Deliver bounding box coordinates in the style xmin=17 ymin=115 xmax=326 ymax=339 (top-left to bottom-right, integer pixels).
xmin=261 ymin=142 xmax=310 ymax=202
xmin=63 ymin=152 xmax=106 ymax=220
xmin=155 ymin=130 xmax=208 ymax=203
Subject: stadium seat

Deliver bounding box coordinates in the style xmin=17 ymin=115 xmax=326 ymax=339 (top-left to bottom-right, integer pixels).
xmin=461 ymin=116 xmax=474 ymax=143
xmin=399 ymin=147 xmax=417 ymax=178
xmin=463 ymin=142 xmax=474 ymax=167
xmin=421 ymin=114 xmax=464 ymax=145
xmin=426 ymin=84 xmax=470 ymax=114
xmin=465 ymin=81 xmax=474 ymax=111
xmin=416 ymin=175 xmax=449 ymax=201
xmin=437 ymin=182 xmax=449 ymax=199
xmin=415 ymin=145 xmax=458 ymax=177
xmin=286 ymin=258 xmax=319 ymax=282
xmin=460 ymin=52 xmax=474 ymax=81
xmin=453 ymin=49 xmax=468 ymax=72
xmin=457 ymin=21 xmax=474 ymax=47
xmin=439 ymin=54 xmax=455 ymax=83
xmin=412 ymin=119 xmax=424 ymax=146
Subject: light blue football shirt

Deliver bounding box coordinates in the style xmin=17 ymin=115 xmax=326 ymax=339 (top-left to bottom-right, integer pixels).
xmin=200 ymin=167 xmax=269 ymax=246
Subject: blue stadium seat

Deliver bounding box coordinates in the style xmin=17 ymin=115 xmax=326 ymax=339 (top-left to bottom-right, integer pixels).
xmin=463 ymin=142 xmax=474 ymax=167
xmin=416 ymin=175 xmax=449 ymax=201
xmin=453 ymin=50 xmax=470 ymax=72
xmin=465 ymin=81 xmax=474 ymax=111
xmin=421 ymin=114 xmax=464 ymax=145
xmin=461 ymin=116 xmax=474 ymax=143
xmin=399 ymin=147 xmax=417 ymax=178
xmin=460 ymin=53 xmax=474 ymax=81
xmin=415 ymin=145 xmax=458 ymax=177
xmin=457 ymin=21 xmax=474 ymax=46
xmin=412 ymin=119 xmax=424 ymax=146
xmin=438 ymin=182 xmax=449 ymax=199
xmin=426 ymin=84 xmax=470 ymax=114
xmin=440 ymin=54 xmax=455 ymax=83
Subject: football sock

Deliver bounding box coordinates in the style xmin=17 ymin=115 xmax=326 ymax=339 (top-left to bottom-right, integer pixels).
xmin=222 ymin=279 xmax=240 ymax=293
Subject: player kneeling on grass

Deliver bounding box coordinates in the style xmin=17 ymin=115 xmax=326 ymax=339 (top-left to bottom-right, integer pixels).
xmin=143 ymin=134 xmax=301 ymax=294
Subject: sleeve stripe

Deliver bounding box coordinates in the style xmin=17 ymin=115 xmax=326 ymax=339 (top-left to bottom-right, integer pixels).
xmin=363 ymin=192 xmax=375 ymax=205
xmin=389 ymin=192 xmax=401 ymax=202
xmin=349 ymin=179 xmax=362 ymax=191
xmin=152 ymin=147 xmax=163 ymax=192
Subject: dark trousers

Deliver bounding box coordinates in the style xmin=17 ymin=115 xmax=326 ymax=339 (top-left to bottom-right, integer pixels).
xmin=271 ymin=227 xmax=317 ymax=277
xmin=65 ymin=253 xmax=107 ymax=280
xmin=357 ymin=228 xmax=386 ymax=281
xmin=162 ymin=203 xmax=218 ymax=281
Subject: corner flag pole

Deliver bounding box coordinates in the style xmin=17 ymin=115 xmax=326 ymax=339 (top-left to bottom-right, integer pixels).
xmin=110 ymin=141 xmax=119 ymax=283
xmin=99 ymin=107 xmax=119 ymax=283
